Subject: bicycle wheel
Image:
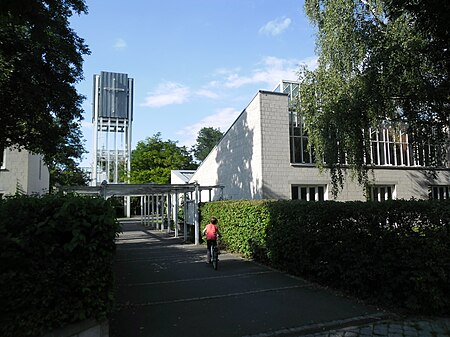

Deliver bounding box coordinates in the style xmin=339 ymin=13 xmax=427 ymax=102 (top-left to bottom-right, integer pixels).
xmin=212 ymin=246 xmax=218 ymax=270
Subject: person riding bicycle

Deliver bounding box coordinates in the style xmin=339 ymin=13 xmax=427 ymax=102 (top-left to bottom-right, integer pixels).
xmin=202 ymin=217 xmax=221 ymax=263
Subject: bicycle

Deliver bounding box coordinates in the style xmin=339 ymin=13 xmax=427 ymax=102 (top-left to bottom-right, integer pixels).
xmin=210 ymin=240 xmax=219 ymax=270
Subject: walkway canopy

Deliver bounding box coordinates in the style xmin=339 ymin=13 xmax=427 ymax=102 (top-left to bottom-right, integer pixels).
xmin=60 ymin=182 xmax=224 ymax=245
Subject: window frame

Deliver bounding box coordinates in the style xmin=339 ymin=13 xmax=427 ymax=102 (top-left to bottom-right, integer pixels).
xmin=367 ymin=185 xmax=396 ymax=202
xmin=291 ymin=185 xmax=327 ymax=201
xmin=0 ymin=148 xmax=5 ymax=170
xmin=429 ymin=185 xmax=450 ymax=200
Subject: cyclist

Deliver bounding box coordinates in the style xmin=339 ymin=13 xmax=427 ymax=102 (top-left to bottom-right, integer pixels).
xmin=202 ymin=217 xmax=221 ymax=263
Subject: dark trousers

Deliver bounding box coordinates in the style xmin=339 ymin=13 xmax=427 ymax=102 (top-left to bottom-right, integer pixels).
xmin=206 ymin=239 xmax=217 ymax=262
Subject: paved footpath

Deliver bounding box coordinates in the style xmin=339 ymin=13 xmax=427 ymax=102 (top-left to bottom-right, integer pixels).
xmin=110 ymin=221 xmax=450 ymax=337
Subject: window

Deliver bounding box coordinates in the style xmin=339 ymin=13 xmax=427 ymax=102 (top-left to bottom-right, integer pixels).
xmin=367 ymin=123 xmax=447 ymax=168
xmin=280 ymin=80 xmax=448 ymax=169
xmin=292 ymin=185 xmax=327 ymax=201
xmin=289 ymin=111 xmax=314 ymax=164
xmin=429 ymin=186 xmax=450 ymax=200
xmin=0 ymin=148 xmax=5 ymax=169
xmin=369 ymin=125 xmax=412 ymax=166
xmin=367 ymin=185 xmax=395 ymax=201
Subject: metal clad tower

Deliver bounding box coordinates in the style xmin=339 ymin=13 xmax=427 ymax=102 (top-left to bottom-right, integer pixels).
xmin=92 ymin=71 xmax=134 ymax=185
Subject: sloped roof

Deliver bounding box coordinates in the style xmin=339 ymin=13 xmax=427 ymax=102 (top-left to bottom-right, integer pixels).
xmin=171 ymin=170 xmax=196 ymax=183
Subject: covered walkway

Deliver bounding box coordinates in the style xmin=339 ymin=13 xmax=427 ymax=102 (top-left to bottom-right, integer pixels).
xmin=62 ymin=182 xmax=223 ymax=244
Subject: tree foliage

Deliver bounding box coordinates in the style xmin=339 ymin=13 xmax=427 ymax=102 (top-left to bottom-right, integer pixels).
xmin=0 ymin=0 xmax=89 ymax=165
xmin=192 ymin=127 xmax=223 ymax=162
xmin=299 ymin=0 xmax=450 ymax=196
xmin=49 ymin=160 xmax=89 ymax=189
xmin=129 ymin=133 xmax=198 ymax=184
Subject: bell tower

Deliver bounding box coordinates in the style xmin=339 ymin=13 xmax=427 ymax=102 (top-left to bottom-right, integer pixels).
xmin=92 ymin=71 xmax=134 ymax=185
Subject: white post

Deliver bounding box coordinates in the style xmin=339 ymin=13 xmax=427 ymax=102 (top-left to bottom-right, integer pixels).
xmin=160 ymin=194 xmax=165 ymax=231
xmin=140 ymin=196 xmax=144 ymax=225
xmin=194 ymin=182 xmax=200 ymax=245
xmin=143 ymin=195 xmax=147 ymax=226
xmin=183 ymin=192 xmax=188 ymax=242
xmin=174 ymin=192 xmax=179 ymax=238
xmin=151 ymin=195 xmax=155 ymax=228
xmin=126 ymin=196 xmax=131 ymax=218
xmin=92 ymin=75 xmax=99 ymax=187
xmin=156 ymin=195 xmax=160 ymax=230
xmin=166 ymin=192 xmax=171 ymax=234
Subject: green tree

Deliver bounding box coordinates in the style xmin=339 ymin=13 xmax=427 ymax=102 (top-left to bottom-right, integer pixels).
xmin=299 ymin=0 xmax=450 ymax=196
xmin=49 ymin=162 xmax=89 ymax=189
xmin=192 ymin=127 xmax=224 ymax=162
xmin=0 ymin=0 xmax=89 ymax=164
xmin=129 ymin=133 xmax=198 ymax=184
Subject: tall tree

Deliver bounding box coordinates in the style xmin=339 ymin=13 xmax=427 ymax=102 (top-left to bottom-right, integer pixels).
xmin=192 ymin=127 xmax=223 ymax=162
xmin=0 ymin=0 xmax=89 ymax=164
xmin=129 ymin=133 xmax=198 ymax=184
xmin=48 ymin=133 xmax=89 ymax=189
xmin=299 ymin=0 xmax=450 ymax=196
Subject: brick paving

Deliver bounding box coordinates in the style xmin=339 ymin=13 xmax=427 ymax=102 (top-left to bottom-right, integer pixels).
xmin=299 ymin=318 xmax=450 ymax=337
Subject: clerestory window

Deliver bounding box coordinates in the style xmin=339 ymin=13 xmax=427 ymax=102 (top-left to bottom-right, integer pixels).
xmin=289 ymin=111 xmax=314 ymax=164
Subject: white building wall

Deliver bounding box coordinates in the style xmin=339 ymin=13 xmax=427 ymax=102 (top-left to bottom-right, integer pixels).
xmin=259 ymin=91 xmax=291 ymax=199
xmin=27 ymin=151 xmax=50 ymax=195
xmin=0 ymin=148 xmax=49 ymax=196
xmin=189 ymin=88 xmax=450 ymax=202
xmin=257 ymin=90 xmax=450 ymax=200
xmin=190 ymin=91 xmax=265 ymax=200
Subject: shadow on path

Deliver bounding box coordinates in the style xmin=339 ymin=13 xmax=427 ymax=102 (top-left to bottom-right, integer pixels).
xmin=110 ymin=222 xmax=387 ymax=337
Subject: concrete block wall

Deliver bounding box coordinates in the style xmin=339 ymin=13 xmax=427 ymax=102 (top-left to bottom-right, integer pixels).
xmin=190 ymin=91 xmax=265 ymax=200
xmin=0 ymin=148 xmax=28 ymax=196
xmin=189 ymin=88 xmax=450 ymax=202
xmin=0 ymin=148 xmax=49 ymax=196
xmin=256 ymin=92 xmax=450 ymax=201
xmin=259 ymin=91 xmax=291 ymax=199
xmin=27 ymin=151 xmax=50 ymax=195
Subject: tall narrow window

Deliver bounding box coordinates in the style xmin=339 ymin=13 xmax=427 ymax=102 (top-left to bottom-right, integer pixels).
xmin=289 ymin=111 xmax=314 ymax=164
xmin=0 ymin=148 xmax=5 ymax=169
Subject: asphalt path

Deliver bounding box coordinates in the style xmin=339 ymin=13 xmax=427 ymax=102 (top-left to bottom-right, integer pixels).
xmin=110 ymin=221 xmax=387 ymax=337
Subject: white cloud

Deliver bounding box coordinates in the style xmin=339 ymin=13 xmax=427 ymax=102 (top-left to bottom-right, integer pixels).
xmin=259 ymin=17 xmax=291 ymax=36
xmin=141 ymin=82 xmax=191 ymax=108
xmin=177 ymin=107 xmax=241 ymax=147
xmin=196 ymin=89 xmax=220 ymax=99
xmin=113 ymin=38 xmax=127 ymax=51
xmin=298 ymin=56 xmax=319 ymax=71
xmin=223 ymin=56 xmax=299 ymax=89
xmin=218 ymin=56 xmax=319 ymax=90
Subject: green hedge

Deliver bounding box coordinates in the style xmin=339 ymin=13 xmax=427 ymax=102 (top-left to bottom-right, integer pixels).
xmin=0 ymin=194 xmax=121 ymax=337
xmin=200 ymin=200 xmax=272 ymax=260
xmin=200 ymin=199 xmax=450 ymax=315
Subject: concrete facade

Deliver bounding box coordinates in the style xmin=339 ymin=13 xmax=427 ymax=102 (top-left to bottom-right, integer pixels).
xmin=0 ymin=148 xmax=50 ymax=197
xmin=187 ymin=90 xmax=450 ymax=202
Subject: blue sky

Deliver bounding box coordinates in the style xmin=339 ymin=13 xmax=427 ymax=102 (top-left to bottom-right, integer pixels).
xmin=70 ymin=0 xmax=318 ymax=166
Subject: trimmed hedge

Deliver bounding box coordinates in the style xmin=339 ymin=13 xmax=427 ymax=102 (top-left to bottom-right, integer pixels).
xmin=0 ymin=194 xmax=121 ymax=337
xmin=200 ymin=199 xmax=450 ymax=314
